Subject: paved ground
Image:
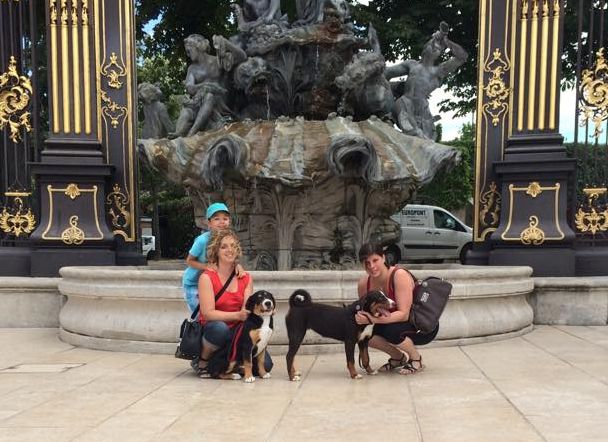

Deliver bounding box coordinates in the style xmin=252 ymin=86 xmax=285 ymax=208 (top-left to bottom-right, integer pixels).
xmin=0 ymin=326 xmax=607 ymax=441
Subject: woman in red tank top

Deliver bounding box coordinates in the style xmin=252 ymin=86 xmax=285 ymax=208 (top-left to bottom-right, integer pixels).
xmin=355 ymin=242 xmax=439 ymax=375
xmin=195 ymin=229 xmax=272 ymax=378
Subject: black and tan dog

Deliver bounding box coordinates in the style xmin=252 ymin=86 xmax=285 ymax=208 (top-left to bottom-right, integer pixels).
xmin=285 ymin=289 xmax=394 ymax=380
xmin=210 ymin=290 xmax=276 ymax=382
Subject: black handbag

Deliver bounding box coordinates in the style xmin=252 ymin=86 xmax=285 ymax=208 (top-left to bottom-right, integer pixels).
xmin=175 ymin=270 xmax=236 ymax=360
xmin=390 ymin=267 xmax=452 ymax=334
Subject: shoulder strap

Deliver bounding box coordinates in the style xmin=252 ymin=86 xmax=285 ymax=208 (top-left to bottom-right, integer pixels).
xmin=214 ymin=269 xmax=236 ymax=302
xmin=192 ymin=269 xmax=236 ymax=319
xmin=389 ymin=266 xmax=417 ymax=295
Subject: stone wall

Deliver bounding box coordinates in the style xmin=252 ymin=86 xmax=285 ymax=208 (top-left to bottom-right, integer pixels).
xmin=530 ymin=277 xmax=608 ymax=325
xmin=0 ymin=277 xmax=62 ymax=327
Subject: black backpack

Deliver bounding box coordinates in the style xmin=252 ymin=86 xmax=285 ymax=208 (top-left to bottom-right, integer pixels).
xmin=390 ymin=267 xmax=452 ymax=334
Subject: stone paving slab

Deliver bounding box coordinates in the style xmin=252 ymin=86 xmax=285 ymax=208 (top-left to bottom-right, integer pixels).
xmin=0 ymin=326 xmax=607 ymax=441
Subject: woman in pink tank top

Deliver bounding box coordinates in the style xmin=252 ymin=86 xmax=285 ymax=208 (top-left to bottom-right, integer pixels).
xmin=355 ymin=242 xmax=438 ymax=375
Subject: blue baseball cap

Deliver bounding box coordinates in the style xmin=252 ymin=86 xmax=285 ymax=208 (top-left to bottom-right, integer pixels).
xmin=206 ymin=202 xmax=230 ymax=219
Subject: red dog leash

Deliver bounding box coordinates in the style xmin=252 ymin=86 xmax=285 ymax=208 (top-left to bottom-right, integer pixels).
xmin=228 ymin=322 xmax=245 ymax=362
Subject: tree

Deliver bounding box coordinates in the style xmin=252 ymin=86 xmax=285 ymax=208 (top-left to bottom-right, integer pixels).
xmin=417 ymin=123 xmax=475 ymax=210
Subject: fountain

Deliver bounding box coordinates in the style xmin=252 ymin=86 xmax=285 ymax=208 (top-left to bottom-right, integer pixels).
xmin=54 ymin=4 xmax=537 ymax=355
xmin=138 ymin=4 xmax=466 ymax=270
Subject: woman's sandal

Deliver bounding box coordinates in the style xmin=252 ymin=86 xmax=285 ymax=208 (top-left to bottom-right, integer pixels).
xmin=399 ymin=356 xmax=424 ymax=375
xmin=379 ymin=353 xmax=410 ymax=372
xmin=197 ymin=358 xmax=211 ymax=378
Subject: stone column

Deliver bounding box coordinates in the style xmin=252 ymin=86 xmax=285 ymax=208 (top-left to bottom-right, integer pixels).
xmin=29 ymin=0 xmax=143 ymax=276
xmin=472 ymin=0 xmax=576 ymax=276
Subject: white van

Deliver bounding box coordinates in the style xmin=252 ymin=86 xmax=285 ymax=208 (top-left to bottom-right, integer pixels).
xmin=142 ymin=235 xmax=156 ymax=260
xmin=384 ymin=204 xmax=472 ymax=264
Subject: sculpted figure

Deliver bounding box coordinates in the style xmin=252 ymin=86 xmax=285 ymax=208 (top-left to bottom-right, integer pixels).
xmin=171 ymin=34 xmax=246 ymax=138
xmin=138 ymin=82 xmax=174 ymax=139
xmin=295 ymin=0 xmax=350 ymax=25
xmin=335 ymin=24 xmax=393 ymax=120
xmin=233 ymin=57 xmax=272 ymax=119
xmin=385 ymin=22 xmax=468 ymax=140
xmin=232 ymin=0 xmax=286 ymax=32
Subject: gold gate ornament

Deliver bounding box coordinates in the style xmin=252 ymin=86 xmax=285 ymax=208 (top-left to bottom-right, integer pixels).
xmin=520 ymin=215 xmax=546 ymax=245
xmin=0 ymin=56 xmax=32 ymax=143
xmin=61 ymin=215 xmax=85 ymax=245
xmin=575 ymin=187 xmax=608 ymax=235
xmin=0 ymin=195 xmax=36 ymax=237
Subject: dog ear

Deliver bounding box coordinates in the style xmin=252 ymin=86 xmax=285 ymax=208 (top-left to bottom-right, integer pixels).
xmin=245 ymin=292 xmax=259 ymax=311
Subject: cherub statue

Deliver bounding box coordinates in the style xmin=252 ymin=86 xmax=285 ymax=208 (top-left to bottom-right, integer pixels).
xmin=385 ymin=22 xmax=468 ymax=140
xmin=138 ymin=82 xmax=174 ymax=139
xmin=170 ymin=34 xmax=246 ymax=138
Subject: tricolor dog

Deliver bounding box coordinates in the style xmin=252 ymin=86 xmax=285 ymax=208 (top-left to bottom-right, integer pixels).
xmin=217 ymin=290 xmax=276 ymax=382
xmin=285 ymin=289 xmax=394 ymax=380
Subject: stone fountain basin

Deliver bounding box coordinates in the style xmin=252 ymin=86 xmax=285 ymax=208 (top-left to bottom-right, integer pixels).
xmin=58 ymin=265 xmax=534 ymax=354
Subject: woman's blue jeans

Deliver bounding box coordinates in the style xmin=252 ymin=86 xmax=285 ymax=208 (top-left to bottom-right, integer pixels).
xmin=202 ymin=320 xmax=273 ymax=372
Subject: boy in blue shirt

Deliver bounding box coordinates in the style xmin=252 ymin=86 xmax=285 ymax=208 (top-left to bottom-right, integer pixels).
xmin=182 ymin=202 xmax=243 ymax=312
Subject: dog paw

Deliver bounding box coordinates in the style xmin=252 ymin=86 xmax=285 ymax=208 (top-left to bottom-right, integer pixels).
xmin=230 ymin=373 xmax=242 ymax=380
xmin=366 ymin=370 xmax=378 ymax=376
xmin=244 ymin=376 xmax=256 ymax=383
xmin=290 ymin=375 xmax=301 ymax=382
xmin=352 ymin=374 xmax=363 ymax=380
xmin=261 ymin=372 xmax=271 ymax=379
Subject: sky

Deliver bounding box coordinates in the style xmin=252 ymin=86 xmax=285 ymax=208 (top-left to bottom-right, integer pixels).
xmin=430 ymin=87 xmax=578 ymax=142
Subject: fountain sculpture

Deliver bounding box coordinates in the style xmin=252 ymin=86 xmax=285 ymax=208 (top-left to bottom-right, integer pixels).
xmin=139 ymin=3 xmax=467 ymax=270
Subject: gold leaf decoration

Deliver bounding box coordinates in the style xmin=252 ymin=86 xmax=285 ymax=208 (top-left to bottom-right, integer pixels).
xmin=521 ymin=0 xmax=529 ymax=19
xmin=0 ymin=196 xmax=36 ymax=237
xmin=100 ymin=90 xmax=127 ymax=129
xmin=0 ymin=56 xmax=32 ymax=143
xmin=483 ymin=49 xmax=510 ymax=126
xmin=579 ymin=48 xmax=608 ymax=140
xmin=61 ymin=215 xmax=85 ymax=245
xmin=101 ymin=53 xmax=127 ymax=90
xmin=480 ymin=181 xmax=501 ymax=228
xmin=520 ymin=215 xmax=546 ymax=245
xmin=526 ymin=182 xmax=543 ymax=198
xmin=575 ymin=187 xmax=608 ymax=235
xmin=106 ymin=183 xmax=131 ymax=229
xmin=64 ymin=183 xmax=81 ymax=200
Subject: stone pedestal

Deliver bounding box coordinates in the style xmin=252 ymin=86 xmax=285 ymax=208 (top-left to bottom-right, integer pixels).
xmin=57 ymin=265 xmax=534 ymax=354
xmin=489 ymin=151 xmax=576 ymax=276
xmin=28 ymin=160 xmax=116 ymax=276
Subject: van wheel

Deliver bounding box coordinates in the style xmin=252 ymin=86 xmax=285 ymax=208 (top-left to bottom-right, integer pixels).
xmin=459 ymin=243 xmax=472 ymax=265
xmin=384 ymin=246 xmax=401 ymax=266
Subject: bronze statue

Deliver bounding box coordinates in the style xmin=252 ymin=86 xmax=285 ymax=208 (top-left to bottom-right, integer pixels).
xmin=138 ymin=82 xmax=174 ymax=139
xmin=385 ymin=22 xmax=468 ymax=140
xmin=170 ymin=34 xmax=246 ymax=138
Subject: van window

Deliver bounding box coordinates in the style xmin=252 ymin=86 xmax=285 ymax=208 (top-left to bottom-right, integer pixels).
xmin=433 ymin=210 xmax=465 ymax=232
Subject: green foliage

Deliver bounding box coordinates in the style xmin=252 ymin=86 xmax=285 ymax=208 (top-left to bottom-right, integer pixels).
xmin=417 ymin=123 xmax=474 ymax=210
xmin=158 ymin=195 xmax=199 ymax=259
xmin=135 ymin=0 xmax=236 ymax=60
xmin=136 ymin=48 xmax=186 ymax=129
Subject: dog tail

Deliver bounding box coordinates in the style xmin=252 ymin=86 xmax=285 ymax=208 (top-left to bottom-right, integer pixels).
xmin=289 ymin=289 xmax=312 ymax=307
